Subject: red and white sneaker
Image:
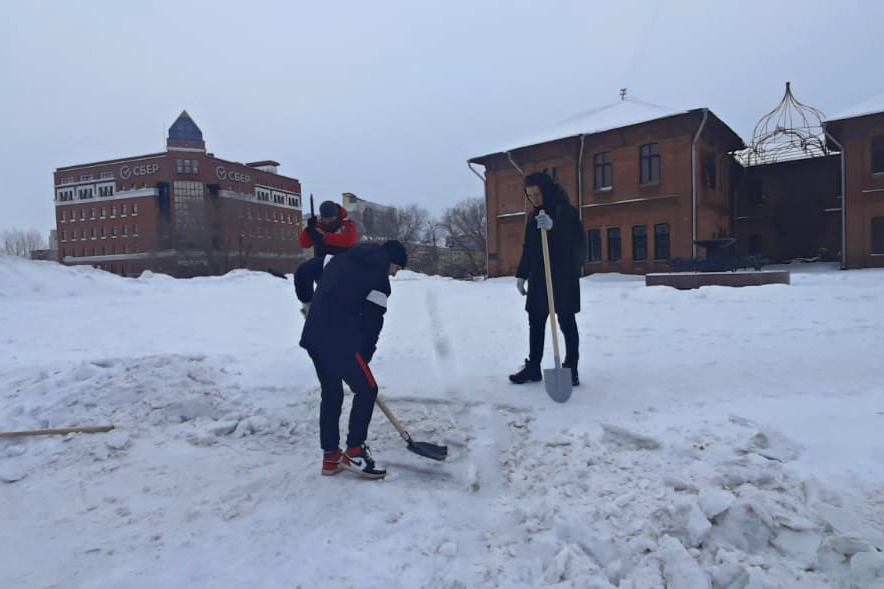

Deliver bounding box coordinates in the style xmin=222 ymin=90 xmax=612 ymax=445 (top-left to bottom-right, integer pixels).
xmin=341 ymin=444 xmax=387 ymax=479
xmin=322 ymin=449 xmax=343 ymax=476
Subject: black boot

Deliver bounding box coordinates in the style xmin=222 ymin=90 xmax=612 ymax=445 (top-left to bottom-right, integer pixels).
xmin=563 ymin=362 xmax=579 ymax=387
xmin=509 ymin=359 xmax=541 ymax=384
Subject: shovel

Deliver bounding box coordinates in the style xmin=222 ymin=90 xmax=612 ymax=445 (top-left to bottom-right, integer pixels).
xmin=539 ymin=211 xmax=573 ymax=403
xmin=375 ymin=395 xmax=448 ymax=461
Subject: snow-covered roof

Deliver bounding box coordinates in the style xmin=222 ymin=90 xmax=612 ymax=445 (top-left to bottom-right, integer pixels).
xmin=827 ymin=88 xmax=884 ymax=122
xmin=471 ymin=98 xmax=693 ymax=162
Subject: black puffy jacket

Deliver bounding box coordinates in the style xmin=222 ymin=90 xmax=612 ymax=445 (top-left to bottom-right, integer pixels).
xmin=299 ymin=244 xmax=392 ymax=362
xmin=515 ymin=186 xmax=584 ymax=315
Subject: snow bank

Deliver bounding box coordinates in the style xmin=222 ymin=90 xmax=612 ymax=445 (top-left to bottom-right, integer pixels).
xmin=1 ymin=257 xmax=882 ymax=588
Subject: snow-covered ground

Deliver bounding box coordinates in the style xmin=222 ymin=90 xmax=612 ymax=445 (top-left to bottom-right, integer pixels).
xmin=1 ymin=256 xmax=883 ymax=588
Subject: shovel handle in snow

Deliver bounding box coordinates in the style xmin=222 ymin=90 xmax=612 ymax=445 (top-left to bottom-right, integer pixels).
xmin=375 ymin=396 xmax=410 ymax=442
xmin=0 ymin=425 xmax=115 ymax=439
xmin=375 ymin=395 xmax=448 ymax=462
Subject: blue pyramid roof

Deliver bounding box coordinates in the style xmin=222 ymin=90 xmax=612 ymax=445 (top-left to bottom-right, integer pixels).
xmin=168 ymin=110 xmax=203 ymax=141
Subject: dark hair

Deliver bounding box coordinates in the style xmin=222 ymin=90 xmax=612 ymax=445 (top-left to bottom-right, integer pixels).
xmin=524 ymin=172 xmax=567 ymax=208
xmin=319 ymin=201 xmax=339 ymax=218
xmin=381 ymin=240 xmax=408 ymax=268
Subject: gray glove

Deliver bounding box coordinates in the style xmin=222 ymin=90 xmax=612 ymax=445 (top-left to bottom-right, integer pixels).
xmin=516 ymin=277 xmax=527 ymax=296
xmin=535 ymin=211 xmax=553 ymax=231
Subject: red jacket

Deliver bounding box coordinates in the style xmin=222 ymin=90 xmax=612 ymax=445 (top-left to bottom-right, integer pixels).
xmin=299 ymin=206 xmax=358 ymax=257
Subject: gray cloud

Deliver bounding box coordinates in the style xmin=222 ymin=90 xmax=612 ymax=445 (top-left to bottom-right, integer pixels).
xmin=1 ymin=0 xmax=881 ymax=235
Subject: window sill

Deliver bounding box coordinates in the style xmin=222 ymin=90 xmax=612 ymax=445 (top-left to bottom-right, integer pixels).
xmin=639 ymin=182 xmax=661 ymax=188
xmin=594 ymin=187 xmax=613 ymax=194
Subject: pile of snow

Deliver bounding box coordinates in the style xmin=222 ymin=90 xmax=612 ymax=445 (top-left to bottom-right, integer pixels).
xmin=1 ymin=257 xmax=882 ymax=587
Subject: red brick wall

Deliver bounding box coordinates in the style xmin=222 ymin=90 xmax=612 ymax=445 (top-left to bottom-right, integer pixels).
xmin=828 ymin=113 xmax=884 ymax=268
xmin=54 ymin=151 xmax=304 ymax=276
xmin=479 ymin=112 xmax=740 ymax=275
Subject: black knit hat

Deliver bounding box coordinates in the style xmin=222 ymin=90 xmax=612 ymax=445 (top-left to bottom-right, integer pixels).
xmin=319 ymin=200 xmax=339 ymax=218
xmin=381 ymin=240 xmax=407 ymax=268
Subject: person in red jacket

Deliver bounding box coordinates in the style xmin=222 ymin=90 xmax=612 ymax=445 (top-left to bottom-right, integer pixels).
xmin=295 ymin=200 xmax=359 ymax=316
xmin=298 ymin=200 xmax=358 ymax=258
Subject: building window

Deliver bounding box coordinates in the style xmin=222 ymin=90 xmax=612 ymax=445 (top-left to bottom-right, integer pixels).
xmin=90 ymin=207 xmax=95 ymax=219
xmin=748 ymin=178 xmax=763 ymax=205
xmin=80 ymin=174 xmax=93 ymax=181
xmin=184 ymin=159 xmax=192 ymax=174
xmin=702 ymin=154 xmax=716 ymax=189
xmin=748 ymin=233 xmax=763 ymax=255
xmin=587 ymin=229 xmax=602 ymax=262
xmin=112 ymin=226 xmax=117 ymax=238
xmin=61 ymin=230 xmax=66 ymax=241
xmin=100 ymin=171 xmax=114 ymax=179
xmin=873 ymin=136 xmax=884 ymax=175
xmin=133 ymin=224 xmax=139 ymax=237
xmin=122 ymin=225 xmax=128 ymax=237
xmin=176 ymin=159 xmax=183 ymax=173
xmin=654 ymin=223 xmax=670 ymax=259
xmin=81 ymin=229 xmax=86 ymax=239
xmin=90 ymin=227 xmax=96 ymax=239
xmin=111 ymin=206 xmax=116 ymax=217
xmin=101 ymin=226 xmax=106 ymax=238
xmin=607 ymin=228 xmax=621 ymax=262
xmin=872 ymin=217 xmax=884 ymax=254
xmin=100 ymin=207 xmax=106 ymax=218
xmin=632 ymin=225 xmax=648 ymax=261
xmin=61 ymin=177 xmax=73 ymax=184
xmin=193 ymin=159 xmax=199 ymax=174
xmin=594 ymin=152 xmax=613 ymax=191
xmin=640 ymin=143 xmax=661 ymax=185
xmin=132 ymin=203 xmax=139 ymax=215
xmin=121 ymin=204 xmax=127 ymax=216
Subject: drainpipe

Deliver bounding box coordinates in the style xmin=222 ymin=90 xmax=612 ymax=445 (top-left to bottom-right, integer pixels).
xmin=577 ymin=135 xmax=586 ymax=220
xmin=691 ymin=108 xmax=709 ymax=258
xmin=467 ymin=160 xmax=490 ymax=277
xmin=505 ymin=151 xmax=524 ymax=176
xmin=823 ymin=129 xmax=847 ymax=270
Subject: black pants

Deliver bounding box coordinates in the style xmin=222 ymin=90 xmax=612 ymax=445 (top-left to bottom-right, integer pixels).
xmin=528 ymin=308 xmax=579 ymax=368
xmin=309 ymin=350 xmax=378 ymax=452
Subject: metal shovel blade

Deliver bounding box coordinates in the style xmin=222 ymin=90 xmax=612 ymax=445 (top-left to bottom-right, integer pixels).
xmin=407 ymin=440 xmax=448 ymax=462
xmin=544 ymin=366 xmax=573 ymax=403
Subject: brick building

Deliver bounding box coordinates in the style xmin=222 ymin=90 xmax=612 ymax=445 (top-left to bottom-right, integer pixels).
xmin=469 ymin=98 xmax=744 ymax=276
xmin=824 ymin=93 xmax=884 ymax=268
xmin=54 ymin=111 xmax=304 ymax=277
xmin=733 ymin=155 xmax=842 ymax=262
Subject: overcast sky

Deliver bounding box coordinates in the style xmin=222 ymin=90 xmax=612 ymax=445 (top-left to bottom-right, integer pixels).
xmin=1 ymin=0 xmax=882 ymax=236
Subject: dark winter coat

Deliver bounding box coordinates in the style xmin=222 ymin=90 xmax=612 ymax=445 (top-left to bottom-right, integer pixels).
xmin=299 ymin=244 xmax=392 ymax=362
xmin=515 ymin=187 xmax=585 ymax=316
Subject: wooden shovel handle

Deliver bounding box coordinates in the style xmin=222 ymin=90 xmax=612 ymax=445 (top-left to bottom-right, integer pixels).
xmin=375 ymin=396 xmax=409 ymax=439
xmin=538 ymin=210 xmax=562 ymax=366
xmin=0 ymin=425 xmax=115 ymax=439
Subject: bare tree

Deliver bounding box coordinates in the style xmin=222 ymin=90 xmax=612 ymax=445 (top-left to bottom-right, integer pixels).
xmin=391 ymin=204 xmax=430 ymax=245
xmin=2 ymin=229 xmax=47 ymax=258
xmin=438 ymin=197 xmax=487 ymax=277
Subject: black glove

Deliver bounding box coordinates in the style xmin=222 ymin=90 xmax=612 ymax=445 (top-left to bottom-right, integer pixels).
xmin=307 ymin=227 xmax=324 ymax=244
xmin=307 ymin=216 xmax=317 ymax=229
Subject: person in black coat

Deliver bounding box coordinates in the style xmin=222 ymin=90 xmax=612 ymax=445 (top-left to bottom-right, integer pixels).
xmin=299 ymin=240 xmax=408 ymax=479
xmin=509 ymin=172 xmax=585 ymax=386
